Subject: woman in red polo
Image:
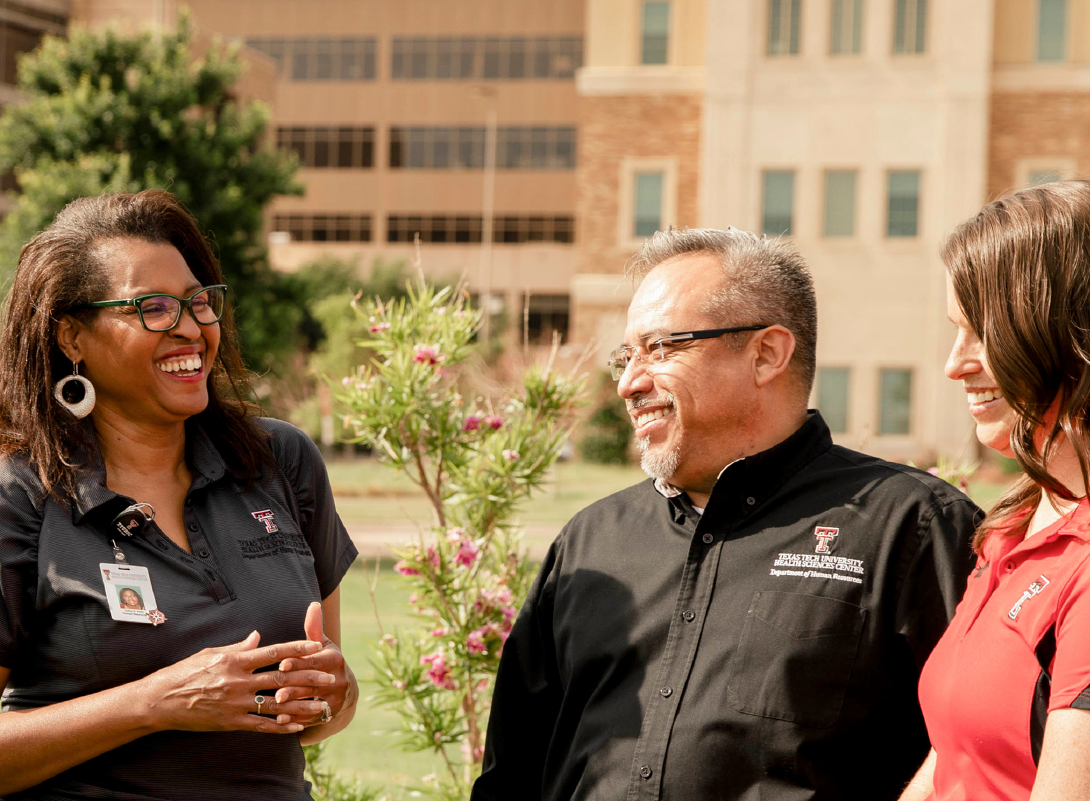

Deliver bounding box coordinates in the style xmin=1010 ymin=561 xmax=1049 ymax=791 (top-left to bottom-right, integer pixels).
xmin=901 ymin=181 xmax=1090 ymax=801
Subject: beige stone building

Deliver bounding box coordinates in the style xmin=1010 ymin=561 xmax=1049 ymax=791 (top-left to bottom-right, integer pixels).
xmin=7 ymin=1 xmax=1090 ymax=460
xmin=575 ymin=0 xmax=1090 ymax=462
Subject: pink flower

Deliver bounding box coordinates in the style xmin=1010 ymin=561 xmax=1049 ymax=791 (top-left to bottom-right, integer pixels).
xmin=463 ymin=415 xmax=482 ymax=432
xmin=467 ymin=628 xmax=488 ymax=654
xmin=392 ymin=679 xmax=406 ymax=691
xmin=500 ymin=605 xmax=517 ymax=625
xmin=495 ymin=587 xmax=513 ymax=605
xmin=394 ymin=560 xmax=420 ymax=577
xmin=426 ymin=546 xmax=441 ymax=568
xmin=369 ymin=322 xmax=391 ymax=333
xmin=431 ymin=627 xmax=449 ymax=637
xmin=483 ymin=415 xmax=503 ymax=430
xmin=476 ymin=678 xmax=489 ymax=692
xmin=409 ymin=593 xmax=418 ymax=605
xmin=455 ymin=539 xmax=480 ymax=568
xmin=446 ymin=527 xmax=466 ymax=544
xmin=420 ymin=652 xmax=456 ymax=690
xmin=502 ymin=449 xmax=520 ymax=462
xmin=927 ymin=467 xmax=940 ymax=477
xmin=413 ymin=344 xmax=442 ymax=366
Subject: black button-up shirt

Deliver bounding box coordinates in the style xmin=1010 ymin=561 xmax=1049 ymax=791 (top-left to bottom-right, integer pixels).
xmin=473 ymin=413 xmax=980 ymax=801
xmin=0 ymin=418 xmax=358 ymax=800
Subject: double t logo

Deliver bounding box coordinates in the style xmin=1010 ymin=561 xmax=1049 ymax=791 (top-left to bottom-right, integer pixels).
xmin=813 ymin=526 xmax=840 ymax=553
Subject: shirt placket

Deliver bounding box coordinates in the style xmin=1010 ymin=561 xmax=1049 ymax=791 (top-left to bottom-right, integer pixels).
xmin=625 ymin=512 xmax=729 ymax=800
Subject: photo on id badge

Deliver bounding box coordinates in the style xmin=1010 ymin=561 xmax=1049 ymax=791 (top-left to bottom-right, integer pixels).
xmin=100 ymin=563 xmax=165 ymax=625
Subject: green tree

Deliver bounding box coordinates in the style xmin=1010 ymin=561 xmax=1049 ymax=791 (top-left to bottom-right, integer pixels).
xmin=0 ymin=15 xmax=302 ymax=370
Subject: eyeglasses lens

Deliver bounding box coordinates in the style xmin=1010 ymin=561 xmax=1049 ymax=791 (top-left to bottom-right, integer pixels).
xmin=139 ymin=296 xmax=182 ymax=331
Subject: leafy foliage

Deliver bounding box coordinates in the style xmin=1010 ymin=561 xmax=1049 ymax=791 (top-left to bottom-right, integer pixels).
xmin=578 ymin=376 xmax=632 ymax=465
xmin=303 ymin=742 xmax=384 ymax=801
xmin=337 ymin=279 xmax=585 ymax=797
xmin=0 ymin=14 xmax=302 ymax=370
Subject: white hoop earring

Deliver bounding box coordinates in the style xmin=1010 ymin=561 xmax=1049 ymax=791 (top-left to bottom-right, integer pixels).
xmin=54 ymin=362 xmax=96 ymax=419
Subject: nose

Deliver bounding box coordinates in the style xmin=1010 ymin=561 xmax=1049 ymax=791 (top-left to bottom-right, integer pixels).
xmin=617 ymin=356 xmax=653 ymax=400
xmin=945 ymin=330 xmax=980 ymax=382
xmin=170 ymin=305 xmax=204 ymax=339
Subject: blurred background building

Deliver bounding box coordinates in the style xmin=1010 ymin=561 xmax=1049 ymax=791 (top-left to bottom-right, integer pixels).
xmin=2 ymin=0 xmax=1087 ymax=461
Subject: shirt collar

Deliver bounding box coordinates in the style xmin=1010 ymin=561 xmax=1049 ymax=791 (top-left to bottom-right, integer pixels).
xmin=70 ymin=418 xmax=228 ymax=523
xmin=652 ymin=411 xmax=833 ymax=507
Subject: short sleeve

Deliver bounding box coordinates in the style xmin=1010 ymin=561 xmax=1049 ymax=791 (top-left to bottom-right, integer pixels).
xmin=0 ymin=459 xmax=44 ymax=669
xmin=1047 ymin=549 xmax=1090 ymax=712
xmin=896 ymin=495 xmax=981 ymax=668
xmin=261 ymin=419 xmax=358 ymax=599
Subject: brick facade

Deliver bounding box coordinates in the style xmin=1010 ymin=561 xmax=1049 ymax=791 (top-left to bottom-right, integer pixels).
xmin=988 ymin=91 xmax=1090 ymax=200
xmin=572 ymin=93 xmax=702 ymax=342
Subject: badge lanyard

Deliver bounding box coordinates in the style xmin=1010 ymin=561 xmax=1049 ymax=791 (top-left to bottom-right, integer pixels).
xmin=99 ymin=503 xmax=168 ymax=626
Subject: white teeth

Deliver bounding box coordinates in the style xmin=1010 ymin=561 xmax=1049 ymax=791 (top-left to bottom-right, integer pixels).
xmin=967 ymin=389 xmax=1001 ymax=404
xmin=635 ymin=409 xmax=668 ymax=428
xmin=157 ymin=356 xmax=202 ymax=374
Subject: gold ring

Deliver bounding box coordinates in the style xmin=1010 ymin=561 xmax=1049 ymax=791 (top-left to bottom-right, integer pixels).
xmin=255 ymin=694 xmax=266 ymax=715
xmin=319 ymin=699 xmax=333 ymax=724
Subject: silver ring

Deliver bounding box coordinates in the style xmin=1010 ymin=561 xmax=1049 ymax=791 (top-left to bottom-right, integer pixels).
xmin=255 ymin=694 xmax=266 ymax=715
xmin=319 ymin=699 xmax=333 ymax=724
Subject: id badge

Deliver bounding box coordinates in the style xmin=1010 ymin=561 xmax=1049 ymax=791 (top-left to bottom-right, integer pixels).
xmin=99 ymin=563 xmax=167 ymax=625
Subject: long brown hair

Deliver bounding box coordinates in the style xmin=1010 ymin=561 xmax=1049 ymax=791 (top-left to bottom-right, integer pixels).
xmin=0 ymin=190 xmax=271 ymax=499
xmin=943 ymin=180 xmax=1090 ymax=551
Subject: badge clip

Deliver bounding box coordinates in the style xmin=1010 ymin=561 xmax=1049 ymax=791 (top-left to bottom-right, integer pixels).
xmin=112 ymin=503 xmax=156 ymax=538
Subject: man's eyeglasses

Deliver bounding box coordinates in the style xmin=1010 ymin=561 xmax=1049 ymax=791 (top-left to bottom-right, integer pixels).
xmin=83 ymin=285 xmax=228 ymax=332
xmin=607 ymin=326 xmax=770 ymax=380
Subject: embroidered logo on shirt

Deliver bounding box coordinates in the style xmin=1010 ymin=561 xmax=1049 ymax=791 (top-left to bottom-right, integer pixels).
xmin=1008 ymin=574 xmax=1051 ymax=621
xmin=251 ymin=509 xmax=279 ymax=533
xmin=972 ymin=560 xmax=990 ymax=579
xmin=814 ymin=526 xmax=840 ymax=553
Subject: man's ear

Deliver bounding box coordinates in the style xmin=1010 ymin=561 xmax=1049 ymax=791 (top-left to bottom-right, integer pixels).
xmin=751 ymin=325 xmax=796 ymax=389
xmin=55 ymin=315 xmax=86 ymax=364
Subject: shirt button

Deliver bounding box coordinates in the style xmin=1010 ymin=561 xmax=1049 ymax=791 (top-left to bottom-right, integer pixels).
xmin=199 ymin=549 xmax=211 ymax=558
xmin=188 ymin=523 xmax=199 ymax=532
xmin=746 ymin=496 xmax=756 ymax=505
xmin=702 ymin=533 xmax=713 ymax=544
xmin=185 ymin=497 xmax=192 ymax=506
xmin=660 ymin=686 xmax=673 ymax=698
xmin=639 ymin=765 xmax=652 ymax=780
xmin=1005 ymin=563 xmax=1014 ymax=572
xmin=682 ymin=610 xmax=696 ymax=622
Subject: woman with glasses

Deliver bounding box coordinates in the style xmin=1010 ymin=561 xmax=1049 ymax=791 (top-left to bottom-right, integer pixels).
xmin=901 ymin=180 xmax=1090 ymax=801
xmin=0 ymin=190 xmax=359 ymax=799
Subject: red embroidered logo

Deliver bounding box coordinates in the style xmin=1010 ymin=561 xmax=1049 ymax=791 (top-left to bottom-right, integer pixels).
xmin=814 ymin=526 xmax=840 ymax=553
xmin=251 ymin=510 xmax=278 ymax=533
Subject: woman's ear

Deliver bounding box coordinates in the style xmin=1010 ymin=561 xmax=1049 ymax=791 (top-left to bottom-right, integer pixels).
xmin=55 ymin=315 xmax=84 ymax=364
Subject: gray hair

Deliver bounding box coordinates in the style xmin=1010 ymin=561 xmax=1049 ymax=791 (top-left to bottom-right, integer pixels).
xmin=626 ymin=227 xmax=818 ymax=396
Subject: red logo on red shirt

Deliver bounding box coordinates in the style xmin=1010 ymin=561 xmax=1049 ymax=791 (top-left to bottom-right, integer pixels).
xmin=814 ymin=526 xmax=840 ymax=553
xmin=251 ymin=510 xmax=278 ymax=533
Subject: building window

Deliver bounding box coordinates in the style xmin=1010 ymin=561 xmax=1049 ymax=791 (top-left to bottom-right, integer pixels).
xmin=768 ymin=0 xmax=801 ymax=56
xmin=641 ymin=2 xmax=670 ymax=65
xmin=817 ymin=367 xmax=851 ymax=433
xmin=386 ymin=215 xmax=574 ymax=244
xmin=277 ymin=127 xmax=374 ymax=168
xmin=246 ymin=38 xmax=376 ymax=81
xmin=823 ymin=170 xmax=857 ymax=237
xmin=522 ymin=294 xmax=571 ymax=344
xmin=1037 ymin=0 xmax=1067 ymax=62
xmin=893 ymin=0 xmax=926 ymax=54
xmin=887 ymin=170 xmax=920 ymax=237
xmin=633 ymin=172 xmax=665 ymax=237
xmin=273 ymin=214 xmax=372 ymax=242
xmin=390 ymin=37 xmax=582 ymax=80
xmin=762 ymin=170 xmax=795 ymax=236
xmin=389 ymin=127 xmax=576 ymax=170
xmin=830 ymin=0 xmax=863 ymax=55
xmin=879 ymin=368 xmax=912 ymax=435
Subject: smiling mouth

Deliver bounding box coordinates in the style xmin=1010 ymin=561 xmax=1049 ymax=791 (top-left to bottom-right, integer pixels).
xmin=635 ymin=408 xmax=670 ymax=428
xmin=967 ymin=389 xmax=1002 ymax=404
xmin=157 ymin=355 xmax=202 ymax=376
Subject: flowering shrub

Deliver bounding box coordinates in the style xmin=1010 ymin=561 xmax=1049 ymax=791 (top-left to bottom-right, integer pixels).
xmin=338 ymin=279 xmax=584 ymax=799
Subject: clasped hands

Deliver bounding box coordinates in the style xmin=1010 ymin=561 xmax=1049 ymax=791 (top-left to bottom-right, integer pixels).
xmin=143 ymin=601 xmax=354 ymax=736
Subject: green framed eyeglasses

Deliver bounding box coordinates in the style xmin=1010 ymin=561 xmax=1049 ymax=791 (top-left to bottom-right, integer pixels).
xmin=83 ymin=285 xmax=228 ymax=332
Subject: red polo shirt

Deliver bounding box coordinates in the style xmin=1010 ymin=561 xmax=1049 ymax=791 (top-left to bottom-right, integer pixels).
xmin=919 ymin=499 xmax=1090 ymax=801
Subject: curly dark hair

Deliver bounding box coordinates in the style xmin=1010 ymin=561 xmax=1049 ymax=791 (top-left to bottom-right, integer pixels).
xmin=0 ymin=189 xmax=271 ymax=499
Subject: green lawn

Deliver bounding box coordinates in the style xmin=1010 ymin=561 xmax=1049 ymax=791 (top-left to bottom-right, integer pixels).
xmin=321 ymin=458 xmax=1015 ymax=789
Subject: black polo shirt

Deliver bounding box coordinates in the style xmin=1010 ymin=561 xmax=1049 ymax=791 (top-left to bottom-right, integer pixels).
xmin=0 ymin=418 xmax=358 ymax=800
xmin=473 ymin=412 xmax=981 ymax=801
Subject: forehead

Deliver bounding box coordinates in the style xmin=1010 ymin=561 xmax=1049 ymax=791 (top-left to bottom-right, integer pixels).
xmin=96 ymin=238 xmax=199 ymax=294
xmin=626 ymin=253 xmax=724 ymax=339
